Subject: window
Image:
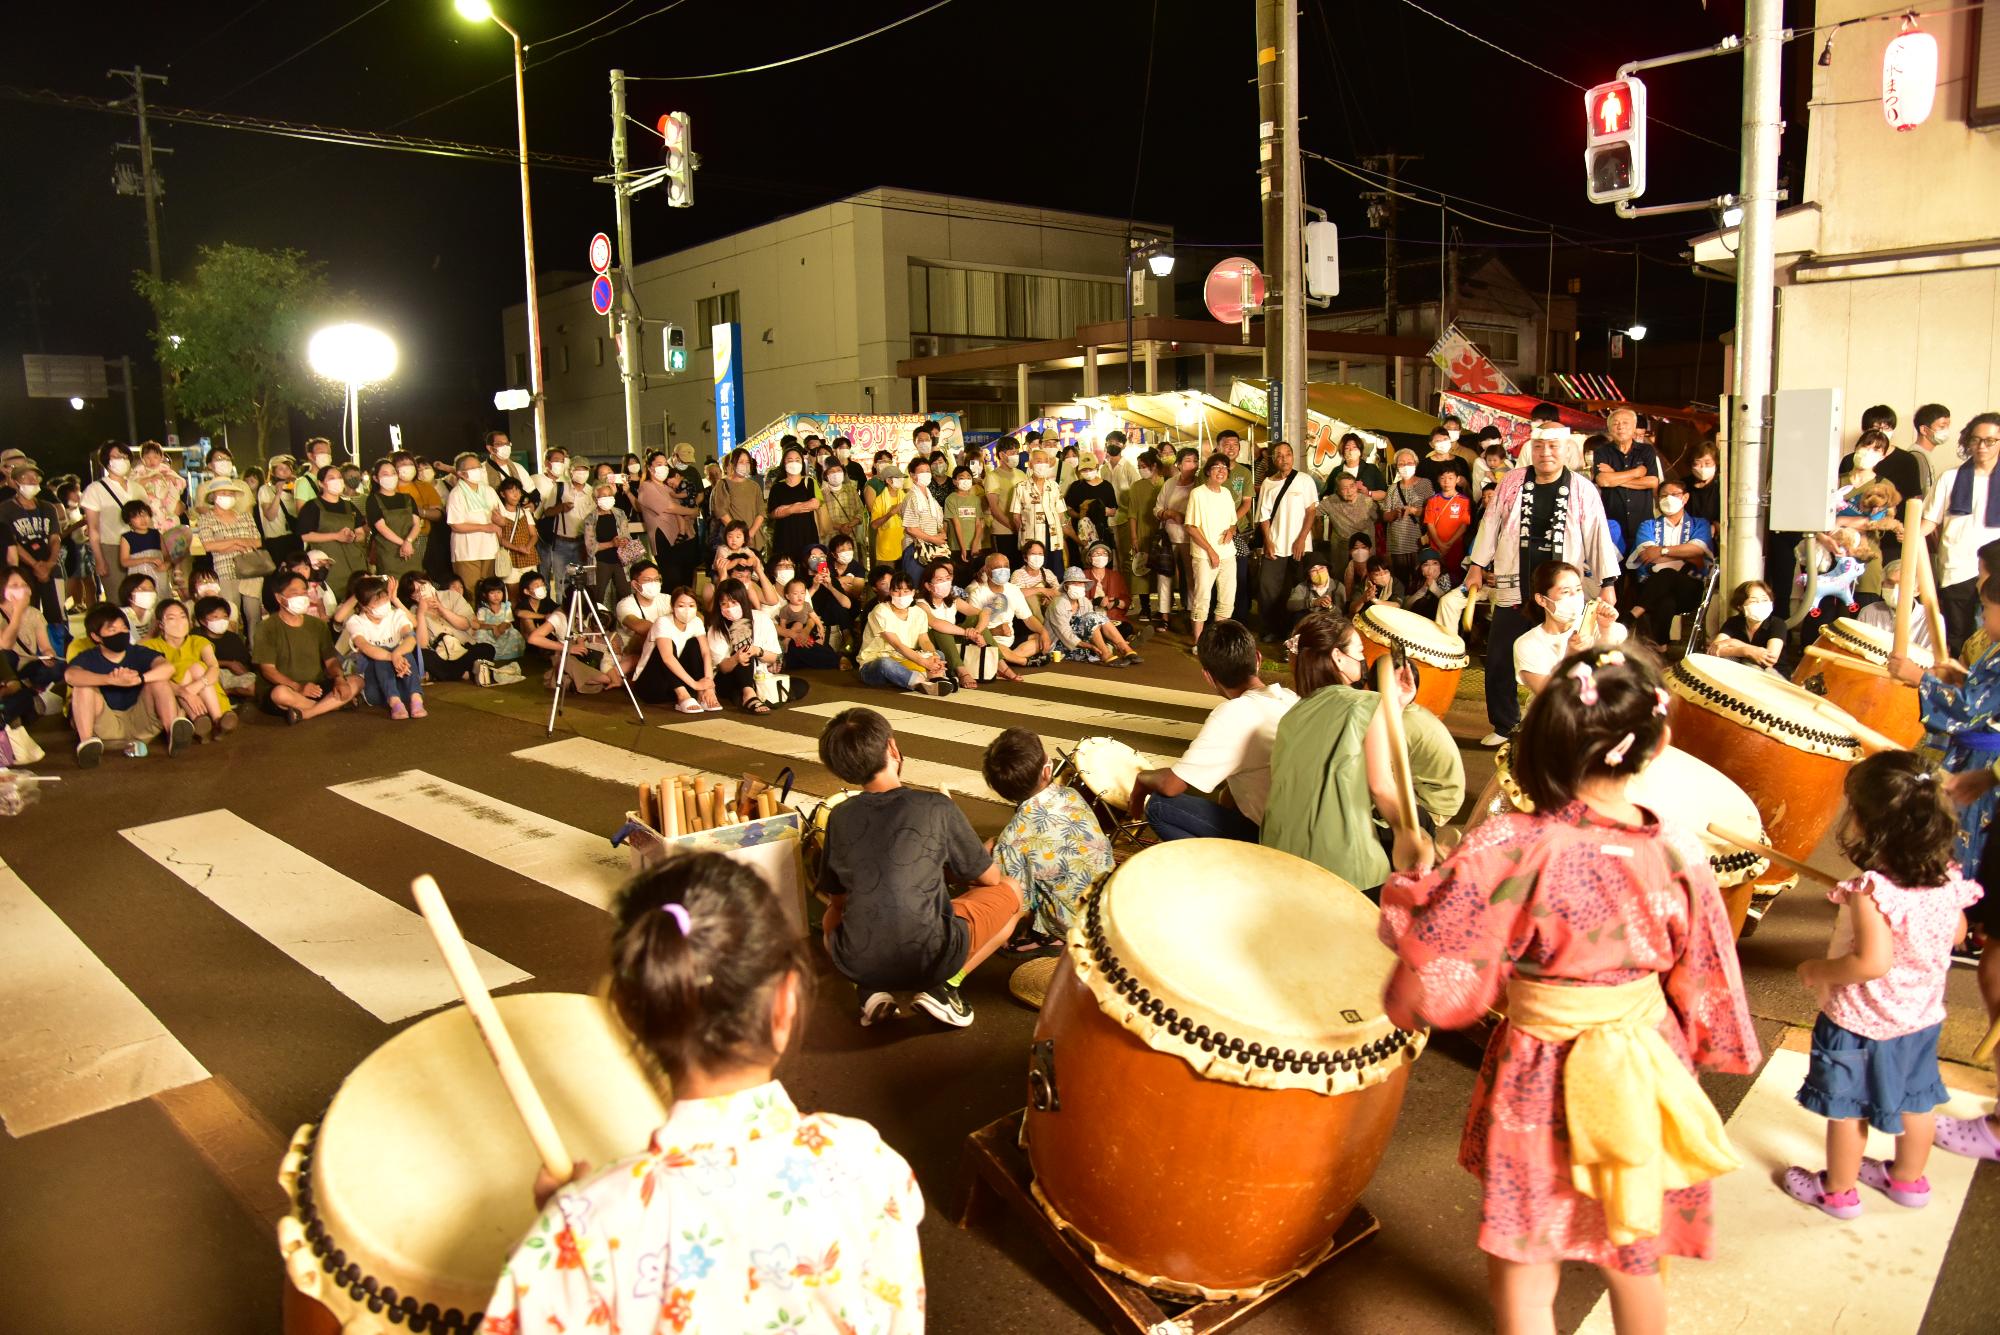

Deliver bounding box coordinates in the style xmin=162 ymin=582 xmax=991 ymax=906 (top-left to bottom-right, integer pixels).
xmin=512 ymin=352 xmax=528 ymax=384
xmin=559 ymin=344 xmax=571 ymax=374
xmin=695 ymin=291 xmax=741 ymax=347
xmin=907 ymin=261 xmax=1121 ymax=344
xmin=594 ymin=337 xmax=605 ymax=368
xmin=1459 ymin=321 xmax=1521 ymax=366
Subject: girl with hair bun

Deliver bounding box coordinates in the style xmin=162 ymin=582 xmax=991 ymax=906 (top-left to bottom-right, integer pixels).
xmin=1377 ymin=646 xmax=1759 ymax=1334
xmin=483 ymin=852 xmax=926 ymax=1334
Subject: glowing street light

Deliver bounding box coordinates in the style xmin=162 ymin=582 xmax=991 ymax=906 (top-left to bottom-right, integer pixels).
xmin=308 ymin=323 xmax=398 ymax=465
xmin=454 ymin=0 xmax=548 ymax=469
xmin=69 ymin=396 xmax=86 ymax=411
xmin=1625 ymin=323 xmax=1649 ymax=341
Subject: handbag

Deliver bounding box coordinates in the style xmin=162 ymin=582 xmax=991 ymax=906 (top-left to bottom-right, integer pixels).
xmin=616 ymin=535 xmax=648 ymax=566
xmin=1 ymin=722 xmax=45 ymax=767
xmin=1146 ymin=526 xmax=1177 ymax=576
xmin=232 ymin=548 xmax=277 ymax=578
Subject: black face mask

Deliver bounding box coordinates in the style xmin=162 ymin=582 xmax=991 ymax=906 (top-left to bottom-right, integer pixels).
xmin=99 ymin=631 xmax=132 ymax=653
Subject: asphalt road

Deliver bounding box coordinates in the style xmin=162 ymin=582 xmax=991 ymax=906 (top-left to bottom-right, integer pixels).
xmin=0 ymin=649 xmax=1993 ymax=1335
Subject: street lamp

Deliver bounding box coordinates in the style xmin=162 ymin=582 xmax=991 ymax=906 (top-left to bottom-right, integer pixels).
xmin=68 ymin=396 xmax=86 ymax=411
xmin=1624 ymin=323 xmax=1648 ymax=341
xmin=308 ymin=323 xmax=398 ymax=465
xmin=455 ymin=0 xmax=548 ymax=470
xmin=1125 ymin=234 xmax=1175 ymax=394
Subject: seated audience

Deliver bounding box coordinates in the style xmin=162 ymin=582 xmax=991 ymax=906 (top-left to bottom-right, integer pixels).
xmin=1046 ymin=566 xmax=1141 ymax=666
xmin=345 ymin=576 xmax=426 ymax=719
xmin=65 ymin=604 xmax=193 ymax=764
xmin=1514 ymin=560 xmax=1624 ymax=696
xmin=253 ymin=571 xmax=362 ymax=723
xmin=141 ymin=598 xmax=234 ymax=738
xmin=858 ymin=572 xmax=952 ymax=696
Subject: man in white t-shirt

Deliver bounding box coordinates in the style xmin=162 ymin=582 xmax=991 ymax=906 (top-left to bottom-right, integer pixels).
xmin=1254 ymin=441 xmax=1318 ymax=642
xmin=614 ymin=565 xmax=676 ymax=664
xmin=1126 ymin=620 xmax=1296 ymax=841
xmin=445 ymin=452 xmax=504 ymax=593
xmin=1922 ymin=413 xmax=2000 ymax=650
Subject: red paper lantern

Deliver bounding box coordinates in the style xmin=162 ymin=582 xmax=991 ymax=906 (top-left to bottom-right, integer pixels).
xmin=1882 ymin=22 xmax=1939 ymax=133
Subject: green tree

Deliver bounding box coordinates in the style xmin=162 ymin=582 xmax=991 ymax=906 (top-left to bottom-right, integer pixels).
xmin=137 ymin=243 xmax=339 ymax=459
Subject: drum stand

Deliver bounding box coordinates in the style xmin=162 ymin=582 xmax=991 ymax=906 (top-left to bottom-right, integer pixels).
xmin=956 ymin=1112 xmax=1378 ymax=1335
xmin=545 ymin=580 xmax=645 ymax=735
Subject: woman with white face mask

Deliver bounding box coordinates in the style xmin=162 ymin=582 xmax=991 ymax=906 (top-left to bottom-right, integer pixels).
xmin=1711 ymin=579 xmax=1793 ymax=674
xmin=298 ymin=464 xmax=369 ymax=602
xmin=80 ymin=443 xmax=137 ymax=595
xmin=766 ymin=446 xmax=821 ymax=570
xmin=636 ymin=449 xmax=702 ymax=594
xmin=192 ymin=477 xmax=268 ymax=636
xmin=1513 ymin=560 xmax=1623 ymax=696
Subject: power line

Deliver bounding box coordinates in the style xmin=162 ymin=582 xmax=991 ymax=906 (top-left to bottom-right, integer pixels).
xmin=169 ymin=0 xmax=278 ymax=69
xmin=627 ymin=0 xmax=957 ymax=80
xmin=530 ymin=0 xmax=644 ymax=50
xmin=1127 ymin=0 xmax=1160 ymax=226
xmin=208 ymin=0 xmax=403 ymax=107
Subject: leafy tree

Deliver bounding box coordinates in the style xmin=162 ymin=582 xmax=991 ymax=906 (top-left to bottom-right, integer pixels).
xmin=137 ymin=243 xmax=339 ymax=459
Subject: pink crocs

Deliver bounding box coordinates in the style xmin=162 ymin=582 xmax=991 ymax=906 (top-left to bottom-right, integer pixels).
xmin=1782 ymin=1166 xmax=1862 ymax=1219
xmin=1857 ymin=1158 xmax=1931 ymax=1208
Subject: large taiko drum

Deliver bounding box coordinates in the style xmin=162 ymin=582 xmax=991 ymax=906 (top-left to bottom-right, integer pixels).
xmin=1473 ymin=742 xmax=1773 ymax=934
xmin=278 ymin=993 xmax=669 ymax=1335
xmin=1054 ymin=735 xmax=1164 ymax=845
xmin=1803 ymin=617 xmax=1928 ymax=747
xmin=1665 ymin=653 xmax=1866 ymax=868
xmin=1357 ymin=604 xmax=1468 ymax=716
xmin=1025 ymin=840 xmax=1424 ymax=1299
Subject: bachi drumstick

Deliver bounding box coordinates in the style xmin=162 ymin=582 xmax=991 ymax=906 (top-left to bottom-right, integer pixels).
xmin=663 ymin=777 xmax=682 ymax=838
xmin=411 ymin=875 xmax=573 ymax=1180
xmin=1974 ymin=1011 xmax=2000 ymax=1065
xmin=1705 ymin=823 xmax=1843 ymax=891
xmin=1892 ymin=499 xmax=1922 ymax=659
xmin=1802 ymin=645 xmax=1894 ymax=679
xmin=1375 ymin=654 xmax=1421 ymax=833
xmin=1911 ymin=534 xmax=1951 ymax=661
xmin=1462 ymin=584 xmax=1480 ymax=634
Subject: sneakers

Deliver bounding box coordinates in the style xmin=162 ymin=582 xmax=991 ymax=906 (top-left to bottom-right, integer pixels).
xmin=34 ymin=688 xmax=58 ymax=716
xmin=76 ymin=736 xmax=102 ymax=768
xmin=1781 ymin=1166 xmax=1863 ymax=1219
xmin=858 ymin=991 xmax=898 ymax=1027
xmin=1479 ymin=732 xmax=1508 ymax=748
xmin=1857 ymin=1158 xmax=1931 ymax=1208
xmin=914 ymin=984 xmax=974 ymax=1028
xmin=167 ymin=716 xmax=195 ymax=756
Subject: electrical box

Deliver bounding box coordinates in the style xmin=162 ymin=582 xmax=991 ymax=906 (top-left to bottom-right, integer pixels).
xmin=1304 ymin=219 xmax=1340 ymax=299
xmin=1768 ymin=387 xmax=1844 ymax=532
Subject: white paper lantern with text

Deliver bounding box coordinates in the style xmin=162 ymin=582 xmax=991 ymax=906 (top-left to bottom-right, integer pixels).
xmin=1882 ymin=24 xmax=1939 ymax=133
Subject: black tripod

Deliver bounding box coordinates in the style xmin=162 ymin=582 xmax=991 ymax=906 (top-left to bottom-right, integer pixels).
xmin=545 ymin=571 xmax=644 ymax=734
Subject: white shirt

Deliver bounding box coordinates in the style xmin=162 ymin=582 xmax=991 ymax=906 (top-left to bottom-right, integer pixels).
xmin=709 ymin=606 xmax=781 ymax=663
xmin=1255 ymin=470 xmax=1319 ymax=554
xmin=970 ymin=579 xmax=1035 ymax=635
xmin=1105 ymin=453 xmax=1140 ymax=504
xmin=1924 ymin=465 xmax=2000 ymax=588
xmin=347 ymin=605 xmax=415 ymax=651
xmin=1513 ymin=618 xmax=1627 ymax=688
xmin=655 ymin=613 xmax=707 ymax=656
xmin=81 ymin=477 xmax=132 ymax=545
xmin=615 ymin=591 xmax=674 ymax=649
xmin=444 ymin=481 xmax=501 ymax=561
xmin=1168 ymin=682 xmax=1299 ymax=824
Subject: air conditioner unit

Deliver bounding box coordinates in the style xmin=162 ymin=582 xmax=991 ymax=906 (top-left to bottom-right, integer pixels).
xmin=912 ymin=335 xmax=938 ymax=357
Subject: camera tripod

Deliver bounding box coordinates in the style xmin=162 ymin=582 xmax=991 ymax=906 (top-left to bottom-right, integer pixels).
xmin=545 ymin=573 xmax=645 ymax=735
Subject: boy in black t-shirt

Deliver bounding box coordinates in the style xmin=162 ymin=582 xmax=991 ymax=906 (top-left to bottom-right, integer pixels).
xmin=63 ymin=605 xmax=192 ymax=766
xmin=814 ymin=707 xmax=1024 ymax=1029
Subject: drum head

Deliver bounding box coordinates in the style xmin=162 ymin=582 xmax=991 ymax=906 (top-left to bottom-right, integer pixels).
xmin=1358 ymin=604 xmax=1469 ymax=669
xmin=1820 ymin=616 xmax=1932 ymax=667
xmin=304 ymin=993 xmax=668 ymax=1326
xmin=1668 ymin=652 xmax=1866 ymax=760
xmin=1073 ymin=736 xmax=1146 ymax=807
xmin=1072 ymin=840 xmax=1423 ymax=1095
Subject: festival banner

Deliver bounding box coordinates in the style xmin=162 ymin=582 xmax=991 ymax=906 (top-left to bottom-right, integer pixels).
xmin=739 ymin=411 xmax=966 ymax=470
xmin=1428 ymin=323 xmax=1520 ymax=396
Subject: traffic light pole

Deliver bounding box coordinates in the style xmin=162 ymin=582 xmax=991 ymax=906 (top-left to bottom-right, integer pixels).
xmin=609 ymin=69 xmax=645 ymax=466
xmin=1725 ymin=0 xmax=1784 ymax=599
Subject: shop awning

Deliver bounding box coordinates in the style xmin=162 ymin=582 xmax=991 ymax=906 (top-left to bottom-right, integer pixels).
xmin=1231 ymin=378 xmax=1442 ymax=437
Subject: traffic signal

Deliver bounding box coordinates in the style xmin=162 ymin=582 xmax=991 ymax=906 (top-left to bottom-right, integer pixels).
xmin=657 ymin=111 xmax=694 ymax=208
xmin=1583 ymin=77 xmax=1647 ymax=205
xmin=664 ymin=324 xmax=687 ymax=375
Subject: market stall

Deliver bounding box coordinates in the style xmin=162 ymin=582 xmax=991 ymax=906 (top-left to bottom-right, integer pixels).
xmin=1229 ymin=378 xmax=1438 ymax=481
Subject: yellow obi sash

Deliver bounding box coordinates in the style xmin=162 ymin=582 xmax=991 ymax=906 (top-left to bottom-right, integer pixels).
xmin=1505 ymin=974 xmax=1742 ymax=1246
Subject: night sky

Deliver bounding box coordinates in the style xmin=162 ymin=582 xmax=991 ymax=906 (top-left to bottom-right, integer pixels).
xmin=1 ymin=0 xmax=1808 ymax=465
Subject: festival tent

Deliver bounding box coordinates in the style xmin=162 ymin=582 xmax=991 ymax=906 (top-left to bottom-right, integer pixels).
xmin=1443 ymin=391 xmax=1605 ymax=435
xmin=1230 ymin=378 xmax=1439 ymax=479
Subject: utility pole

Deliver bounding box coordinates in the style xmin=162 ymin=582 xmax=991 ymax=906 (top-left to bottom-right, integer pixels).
xmin=1725 ymin=0 xmax=1783 ymax=596
xmin=1254 ymin=0 xmax=1304 ymax=448
xmin=110 ymin=65 xmax=172 ymax=443
xmin=609 ymin=69 xmax=645 ymax=464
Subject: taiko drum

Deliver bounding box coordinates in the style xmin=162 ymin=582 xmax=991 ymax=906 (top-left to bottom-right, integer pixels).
xmin=1357 ymin=604 xmax=1468 ymax=717
xmin=1802 ymin=617 xmax=1927 ymax=748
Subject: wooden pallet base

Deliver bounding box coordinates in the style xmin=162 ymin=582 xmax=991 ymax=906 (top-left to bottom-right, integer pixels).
xmin=956 ymin=1111 xmax=1378 ymax=1335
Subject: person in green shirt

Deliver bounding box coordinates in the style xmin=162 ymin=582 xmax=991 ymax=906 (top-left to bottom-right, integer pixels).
xmin=1124 ymin=449 xmax=1164 ymax=620
xmin=253 ymin=570 xmax=361 ymax=722
xmin=1219 ymin=430 xmax=1256 ymax=627
xmin=943 ymin=463 xmax=988 ymax=578
xmin=984 ymin=436 xmax=1023 ymax=566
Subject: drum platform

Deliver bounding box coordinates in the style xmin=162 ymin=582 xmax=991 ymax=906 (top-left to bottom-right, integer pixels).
xmin=956 ymin=1111 xmax=1378 ymax=1335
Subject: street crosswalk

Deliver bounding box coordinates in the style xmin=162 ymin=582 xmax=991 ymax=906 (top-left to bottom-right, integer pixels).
xmin=935 ymin=685 xmax=1202 ymax=743
xmin=665 ymin=716 xmax=1007 ymax=803
xmin=1020 ymin=670 xmax=1220 ymax=711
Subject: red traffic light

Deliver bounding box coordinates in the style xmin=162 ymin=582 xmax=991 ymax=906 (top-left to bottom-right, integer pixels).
xmin=656 ymin=113 xmax=686 ymax=149
xmin=1588 ymin=82 xmax=1634 ymax=139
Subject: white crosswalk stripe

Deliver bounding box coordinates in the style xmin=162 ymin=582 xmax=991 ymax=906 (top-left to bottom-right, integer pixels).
xmin=330 ymin=769 xmax=631 ymax=911
xmin=1020 ymin=670 xmax=1218 ymax=711
xmin=1573 ymin=1044 xmax=1985 ymax=1334
xmin=0 ymin=856 xmax=209 ymax=1137
xmin=667 ymin=716 xmax=1005 ymax=803
xmin=791 ymin=700 xmax=1168 ymax=772
xmin=121 ymin=811 xmax=531 ymax=1024
xmin=935 ymin=685 xmax=1202 ymax=742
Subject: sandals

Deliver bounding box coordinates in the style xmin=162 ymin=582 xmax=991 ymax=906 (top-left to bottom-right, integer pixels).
xmin=1935 ymin=1114 xmax=2000 ymax=1161
xmin=744 ymin=697 xmax=772 ymax=714
xmin=676 ymin=698 xmax=705 ymax=714
xmin=1781 ymin=1166 xmax=1862 ymax=1220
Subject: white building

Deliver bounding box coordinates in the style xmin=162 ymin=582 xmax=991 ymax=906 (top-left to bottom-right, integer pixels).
xmin=500 ymin=187 xmax=1166 ymax=457
xmin=1692 ymin=1 xmax=2000 ymax=440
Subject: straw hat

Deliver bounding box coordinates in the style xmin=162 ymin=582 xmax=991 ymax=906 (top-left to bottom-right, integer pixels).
xmin=1008 ymin=956 xmax=1060 ymax=1010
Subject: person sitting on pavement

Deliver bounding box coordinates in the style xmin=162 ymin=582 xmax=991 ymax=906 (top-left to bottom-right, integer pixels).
xmin=815 ymin=706 xmax=1027 ymax=1029
xmin=1045 ymin=565 xmax=1141 ymax=666
xmin=628 ymin=585 xmax=719 ymax=710
xmin=1126 ymin=619 xmax=1296 ymax=842
xmin=253 ymin=571 xmax=362 ymax=724
xmin=968 ymin=553 xmax=1046 ymax=680
xmin=917 ymin=559 xmax=985 ymax=690
xmin=774 ymin=577 xmax=841 ymax=673
xmin=141 ymin=597 xmax=235 ymax=740
xmin=193 ymin=594 xmax=257 ymax=699
xmin=1 ymin=563 xmax=60 ymax=725
xmin=709 ymin=577 xmax=792 ymax=712
xmin=344 ymin=576 xmax=426 ymax=720
xmin=983 ymin=726 xmax=1111 ymax=955
xmin=65 ymin=604 xmax=194 ymax=765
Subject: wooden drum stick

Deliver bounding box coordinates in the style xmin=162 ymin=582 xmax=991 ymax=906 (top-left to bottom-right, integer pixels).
xmin=1462 ymin=583 xmax=1480 ymax=634
xmin=1892 ymin=498 xmax=1922 ymax=659
xmin=1974 ymin=1012 xmax=2000 ymax=1065
xmin=1705 ymin=823 xmax=1843 ymax=892
xmin=411 ymin=875 xmax=573 ymax=1181
xmin=1802 ymin=645 xmax=1894 ymax=680
xmin=1911 ymin=534 xmax=1951 ymax=661
xmin=1375 ymin=654 xmax=1421 ymax=833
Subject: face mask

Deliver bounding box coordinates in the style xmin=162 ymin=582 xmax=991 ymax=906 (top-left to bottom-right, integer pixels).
xmin=595 ymin=495 xmax=616 ymax=511
xmin=131 ymin=590 xmax=157 ymax=610
xmin=212 ymin=491 xmax=241 ymax=512
xmin=735 ymin=463 xmax=751 ymax=478
xmin=1551 ymin=592 xmax=1585 ymax=624
xmin=3 ymin=583 xmax=26 ymax=602
xmin=211 ymin=460 xmax=235 ymax=478
xmin=720 ymin=602 xmax=742 ymax=621
xmin=364 ymin=602 xmax=389 ymax=621
xmin=638 ymin=580 xmax=662 ymax=599
xmin=195 ymin=581 xmax=220 ymax=596
xmin=1034 ymin=464 xmax=1054 ymax=479
xmin=1026 ymin=553 xmax=1045 ymax=570
xmin=955 ymin=478 xmax=972 ymax=492
xmin=1065 ymin=585 xmax=1086 ymax=601
xmin=109 ymin=457 xmax=131 ymax=476
xmin=205 ymin=617 xmax=230 ymax=636
xmin=13 ymin=481 xmax=39 ymax=502
xmin=378 ymin=474 xmax=397 ymax=492
xmin=826 ymin=472 xmax=844 ymax=488
xmin=774 ymin=567 xmax=795 ymax=584
xmin=1854 ymin=449 xmax=1882 ymax=470
xmin=931 ymin=581 xmax=952 ymax=598
xmin=311 ymin=453 xmax=332 ymax=468
xmin=390 ymin=463 xmax=413 ymax=482
xmin=1091 ymin=555 xmax=1109 ymax=568
xmin=784 ymin=460 xmax=803 ymax=477
xmin=989 ymin=568 xmax=1010 ymax=585
xmin=891 ymin=594 xmax=914 ymax=610
xmin=1083 ymin=470 xmax=1101 ymax=483
xmin=834 ymin=551 xmax=853 ymax=567
xmin=419 ymin=467 xmax=436 ymax=482
xmin=100 ymin=631 xmax=132 ymax=652
xmin=1398 ymin=464 xmax=1417 ymax=480
xmin=999 ymin=455 xmax=1017 ymax=471
xmin=1659 ymin=496 xmax=1684 ymax=516
xmin=524 ymin=586 xmax=545 ymax=603
xmin=1687 ymin=464 xmax=1713 ymax=482
xmin=1310 ymin=573 xmax=1330 ymax=590
xmin=625 ymin=462 xmax=642 ymax=476
xmin=1447 ymin=429 xmax=1461 ymax=442
xmin=912 ymin=473 xmax=931 ymax=488
xmin=284 ymin=595 xmax=311 ymax=615
xmin=490 ymin=445 xmax=512 ymax=461
xmin=1745 ymin=599 xmax=1774 ymax=621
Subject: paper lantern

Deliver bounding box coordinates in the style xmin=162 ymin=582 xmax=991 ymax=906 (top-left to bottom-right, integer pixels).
xmin=1882 ymin=24 xmax=1939 ymax=133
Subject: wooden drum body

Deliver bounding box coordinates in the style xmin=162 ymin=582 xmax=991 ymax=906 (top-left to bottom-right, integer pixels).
xmin=1024 ymin=841 xmax=1424 ymax=1300
xmin=1358 ymin=604 xmax=1467 ymax=717
xmin=1665 ymin=654 xmax=1865 ymax=868
xmin=278 ymin=993 xmax=669 ymax=1335
xmin=1804 ymin=618 xmax=1926 ymax=748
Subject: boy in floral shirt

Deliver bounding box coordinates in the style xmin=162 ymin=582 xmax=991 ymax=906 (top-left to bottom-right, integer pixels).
xmin=982 ymin=727 xmax=1113 ymax=952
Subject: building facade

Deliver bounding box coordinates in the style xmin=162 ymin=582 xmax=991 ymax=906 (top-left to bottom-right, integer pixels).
xmin=500 ymin=188 xmax=1164 ymax=458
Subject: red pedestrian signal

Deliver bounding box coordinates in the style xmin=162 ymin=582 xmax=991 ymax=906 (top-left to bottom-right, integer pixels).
xmin=1583 ymin=77 xmax=1647 ymax=205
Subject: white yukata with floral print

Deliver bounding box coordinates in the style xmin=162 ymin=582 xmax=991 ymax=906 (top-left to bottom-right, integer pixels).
xmin=481 ymin=1081 xmax=925 ymax=1334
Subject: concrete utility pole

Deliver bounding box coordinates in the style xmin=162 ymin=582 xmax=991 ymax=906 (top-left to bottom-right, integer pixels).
xmin=609 ymin=70 xmax=645 ymax=464
xmin=110 ymin=65 xmax=172 ymax=443
xmin=1725 ymin=0 xmax=1783 ymax=595
xmin=1255 ymin=0 xmax=1305 ymax=447
xmin=1368 ymin=152 xmax=1419 ymax=342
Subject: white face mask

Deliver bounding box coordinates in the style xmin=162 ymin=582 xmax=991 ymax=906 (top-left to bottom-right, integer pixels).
xmin=211 ymin=460 xmax=235 ymax=477
xmin=377 ymin=475 xmax=397 ymax=492
xmin=204 ymin=617 xmax=230 ymax=636
xmin=1550 ymin=591 xmax=1584 ymax=624
xmin=834 ymin=551 xmax=853 ymax=567
xmin=638 ymin=580 xmax=662 ymax=600
xmin=284 ymin=594 xmax=311 ymax=615
xmin=1091 ymin=555 xmax=1109 ymax=568
xmin=1065 ymin=585 xmax=1086 ymax=601
xmin=891 ymin=593 xmax=914 ymax=610
xmin=214 ymin=492 xmax=237 ymax=510
xmin=491 ymin=444 xmax=512 ymax=461
xmin=1693 ymin=464 xmax=1716 ymax=481
xmin=195 ymin=581 xmax=219 ymax=596
xmin=1026 ymin=553 xmax=1045 ymax=570
xmin=989 ymin=568 xmax=1010 ymax=585
xmin=955 ymin=478 xmax=972 ymax=492
xmin=626 ymin=462 xmax=642 ymax=476
xmin=720 ymin=602 xmax=742 ymax=621
xmin=1447 ymin=429 xmax=1461 ymax=442
xmin=1853 ymin=449 xmax=1882 ymax=471
xmin=1398 ymin=464 xmax=1417 ymax=481
xmin=108 ymin=457 xmax=132 ymax=476
xmin=650 ymin=465 xmax=670 ymax=481
xmin=398 ymin=464 xmax=417 ymax=481
xmin=311 ymin=453 xmax=331 ymax=469
xmin=1744 ymin=599 xmax=1774 ymax=621
xmin=463 ymin=467 xmax=486 ymax=487
xmin=524 ymin=587 xmax=545 ymax=603
xmin=735 ymin=463 xmax=752 ymax=477
xmin=785 ymin=460 xmax=803 ymax=476
xmin=132 ymin=590 xmax=157 ymax=610
xmin=1082 ymin=470 xmax=1101 ymax=483
xmin=931 ymin=580 xmax=953 ymax=598
xmin=364 ymin=602 xmax=389 ymax=621
xmin=1034 ymin=463 xmax=1055 ymax=479
xmin=419 ymin=468 xmax=436 ymax=482
xmin=1659 ymin=496 xmax=1684 ymax=516
xmin=774 ymin=567 xmax=795 ymax=584
xmin=826 ymin=472 xmax=845 ymax=488
xmin=595 ymin=495 xmax=616 ymax=511
xmin=912 ymin=473 xmax=931 ymax=488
